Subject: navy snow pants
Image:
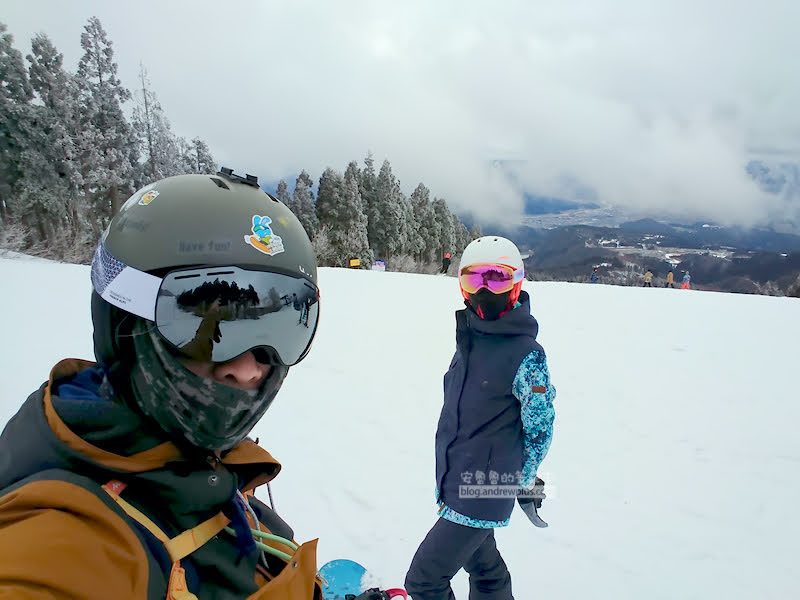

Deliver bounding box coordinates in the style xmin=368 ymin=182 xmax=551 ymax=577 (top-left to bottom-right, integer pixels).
xmin=405 ymin=518 xmax=513 ymax=600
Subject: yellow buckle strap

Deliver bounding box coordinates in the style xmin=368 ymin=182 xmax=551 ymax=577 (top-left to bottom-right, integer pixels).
xmin=164 ymin=511 xmax=231 ymax=562
xmin=101 ymin=483 xmax=231 ymax=561
xmin=100 ymin=482 xmax=232 ymax=600
xmin=101 ymin=483 xmax=170 ymax=543
xmin=167 ymin=563 xmax=197 ymax=600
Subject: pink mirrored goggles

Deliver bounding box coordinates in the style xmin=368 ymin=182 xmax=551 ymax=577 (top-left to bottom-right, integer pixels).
xmin=459 ymin=263 xmax=524 ymax=295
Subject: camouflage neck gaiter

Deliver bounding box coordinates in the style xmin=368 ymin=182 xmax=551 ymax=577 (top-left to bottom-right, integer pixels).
xmin=127 ymin=321 xmax=287 ymax=451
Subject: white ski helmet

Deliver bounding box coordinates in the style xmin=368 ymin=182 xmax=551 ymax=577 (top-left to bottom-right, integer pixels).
xmin=458 ymin=236 xmax=525 ymax=305
xmin=459 ymin=235 xmax=524 ymax=276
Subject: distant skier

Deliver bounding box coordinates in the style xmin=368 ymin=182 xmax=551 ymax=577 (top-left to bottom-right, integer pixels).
xmin=643 ymin=269 xmax=653 ymax=287
xmin=666 ymin=270 xmax=675 ymax=288
xmin=681 ymin=271 xmax=691 ymax=289
xmin=405 ymin=236 xmax=556 ymax=600
xmin=440 ymin=252 xmax=452 ymax=274
xmin=590 ymin=267 xmax=599 ymax=284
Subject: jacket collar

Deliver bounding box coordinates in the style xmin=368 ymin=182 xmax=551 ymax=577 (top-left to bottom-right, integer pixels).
xmin=39 ymin=359 xmax=281 ymax=490
xmin=456 ymin=291 xmax=539 ymax=344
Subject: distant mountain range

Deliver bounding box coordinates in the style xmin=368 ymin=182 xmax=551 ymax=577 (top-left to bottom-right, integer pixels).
xmin=460 ymin=157 xmax=800 ymax=295
xmin=476 ymin=218 xmax=800 ymax=296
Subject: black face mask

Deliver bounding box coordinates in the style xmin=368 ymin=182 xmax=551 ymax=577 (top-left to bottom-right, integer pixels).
xmin=467 ymin=289 xmax=512 ymax=320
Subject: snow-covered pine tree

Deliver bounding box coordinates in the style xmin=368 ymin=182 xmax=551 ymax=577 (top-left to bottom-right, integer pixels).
xmin=410 ymin=182 xmax=439 ymax=263
xmin=24 ymin=33 xmax=84 ymax=248
xmin=282 ymin=177 xmax=300 ymax=215
xmin=397 ymin=189 xmax=421 ymax=263
xmin=0 ymin=22 xmax=34 ymax=224
xmin=132 ymin=64 xmax=180 ymax=182
xmin=188 ymin=137 xmax=215 ymax=174
xmin=359 ymin=152 xmax=378 ymax=251
xmin=275 ymin=180 xmax=292 ymax=208
xmin=342 ymin=161 xmax=371 ymax=267
xmin=433 ymin=198 xmax=455 ymax=261
xmin=75 ymin=17 xmax=137 ymax=231
xmin=175 ymin=138 xmax=193 ymax=174
xmin=26 ymin=33 xmax=82 ymax=215
xmin=175 ymin=137 xmax=215 ymax=175
xmin=315 ymin=167 xmax=345 ymax=265
xmin=292 ymin=170 xmax=318 ymax=239
xmin=453 ymin=214 xmax=471 ymax=253
xmin=315 ymin=163 xmax=370 ymax=267
xmin=372 ymin=159 xmax=407 ymax=264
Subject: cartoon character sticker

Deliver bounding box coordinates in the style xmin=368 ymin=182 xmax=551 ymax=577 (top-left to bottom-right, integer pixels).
xmin=244 ymin=215 xmax=285 ymax=256
xmin=119 ymin=184 xmax=155 ymax=212
xmin=138 ymin=190 xmax=159 ymax=206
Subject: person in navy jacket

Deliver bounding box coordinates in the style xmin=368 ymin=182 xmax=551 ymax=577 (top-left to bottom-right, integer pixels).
xmin=405 ymin=236 xmax=556 ymax=600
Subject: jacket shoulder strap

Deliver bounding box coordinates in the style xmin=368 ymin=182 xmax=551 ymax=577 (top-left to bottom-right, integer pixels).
xmin=101 ymin=480 xmax=230 ymax=600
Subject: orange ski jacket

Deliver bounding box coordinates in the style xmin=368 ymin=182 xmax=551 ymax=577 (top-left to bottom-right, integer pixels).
xmin=0 ymin=359 xmax=322 ymax=599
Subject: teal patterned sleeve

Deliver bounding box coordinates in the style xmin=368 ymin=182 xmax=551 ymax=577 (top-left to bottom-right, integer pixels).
xmin=512 ymin=350 xmax=556 ymax=489
xmin=438 ymin=503 xmax=511 ymax=529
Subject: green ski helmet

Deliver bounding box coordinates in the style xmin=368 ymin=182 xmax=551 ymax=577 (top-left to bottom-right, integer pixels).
xmin=90 ymin=168 xmax=319 ymax=451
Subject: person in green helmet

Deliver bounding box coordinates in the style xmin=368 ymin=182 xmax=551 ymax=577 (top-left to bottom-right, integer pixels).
xmin=0 ymin=169 xmax=330 ymax=598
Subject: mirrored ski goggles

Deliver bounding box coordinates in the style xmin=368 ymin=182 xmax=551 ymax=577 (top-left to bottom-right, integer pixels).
xmin=458 ymin=263 xmax=523 ymax=295
xmin=91 ymin=245 xmax=319 ymax=365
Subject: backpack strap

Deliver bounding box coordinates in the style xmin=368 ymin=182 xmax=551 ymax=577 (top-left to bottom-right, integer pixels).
xmin=101 ymin=480 xmax=231 ymax=599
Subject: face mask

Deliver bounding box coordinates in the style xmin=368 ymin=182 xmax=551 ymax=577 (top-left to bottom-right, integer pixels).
xmin=128 ymin=321 xmax=287 ymax=451
xmin=467 ymin=288 xmax=512 ymax=320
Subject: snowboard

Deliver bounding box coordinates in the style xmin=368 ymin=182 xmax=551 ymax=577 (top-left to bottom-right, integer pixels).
xmin=318 ymin=559 xmax=406 ymax=600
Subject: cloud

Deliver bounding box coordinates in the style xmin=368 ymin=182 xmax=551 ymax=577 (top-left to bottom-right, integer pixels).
xmin=4 ymin=0 xmax=800 ymax=228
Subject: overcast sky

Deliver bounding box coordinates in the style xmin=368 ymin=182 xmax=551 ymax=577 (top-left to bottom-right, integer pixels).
xmin=5 ymin=1 xmax=800 ymax=227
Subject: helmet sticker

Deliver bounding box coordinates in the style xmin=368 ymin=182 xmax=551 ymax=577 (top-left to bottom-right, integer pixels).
xmin=245 ymin=215 xmax=285 ymax=256
xmin=119 ymin=183 xmax=155 ymax=212
xmin=138 ymin=190 xmax=160 ymax=206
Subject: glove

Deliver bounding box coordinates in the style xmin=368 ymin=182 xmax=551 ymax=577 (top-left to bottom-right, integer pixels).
xmin=517 ymin=476 xmax=548 ymax=528
xmin=346 ymin=589 xmax=395 ymax=600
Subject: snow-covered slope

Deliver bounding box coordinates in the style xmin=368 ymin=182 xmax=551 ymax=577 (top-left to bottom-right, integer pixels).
xmin=1 ymin=257 xmax=798 ymax=599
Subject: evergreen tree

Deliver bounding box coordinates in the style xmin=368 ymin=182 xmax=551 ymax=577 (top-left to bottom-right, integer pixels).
xmin=282 ymin=177 xmax=300 ymax=214
xmin=359 ymin=151 xmax=378 ymax=251
xmin=397 ymin=190 xmax=421 ymax=260
xmin=0 ymin=21 xmax=220 ymax=261
xmin=342 ymin=161 xmax=371 ymax=267
xmin=175 ymin=137 xmax=215 ymax=175
xmin=0 ymin=22 xmax=34 ymax=222
xmin=453 ymin=214 xmax=471 ymax=252
xmin=275 ymin=180 xmax=292 ymax=207
xmin=410 ymin=182 xmax=438 ymax=263
xmin=132 ymin=64 xmax=179 ymax=182
xmin=372 ymin=159 xmax=407 ymax=262
xmin=189 ymin=137 xmax=215 ymax=174
xmin=14 ymin=148 xmax=66 ymax=241
xmin=433 ymin=198 xmax=455 ymax=260
xmin=75 ymin=16 xmax=137 ymax=231
xmin=16 ymin=33 xmax=87 ymax=249
xmin=315 ymin=167 xmax=344 ymax=264
xmin=27 ymin=33 xmax=78 ymax=124
xmin=315 ymin=163 xmax=370 ymax=266
xmin=292 ymin=170 xmax=318 ymax=239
